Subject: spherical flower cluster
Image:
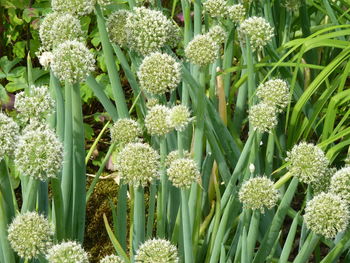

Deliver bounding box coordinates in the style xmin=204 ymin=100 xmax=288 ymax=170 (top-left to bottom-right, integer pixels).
xmin=286 ymin=142 xmax=329 ymax=184
xmin=145 ymin=105 xmax=172 ymax=136
xmin=110 ymin=118 xmax=142 ymax=145
xmin=138 ymin=52 xmax=181 ymax=95
xmin=256 ymin=79 xmax=289 ymax=112
xmin=38 ymin=51 xmax=54 ymax=68
xmin=39 ymin=12 xmax=60 ymax=51
xmin=304 ymin=193 xmax=349 ymax=239
xmin=135 ymin=238 xmax=179 ymax=263
xmin=311 ymin=167 xmax=335 ymax=195
xmin=115 ymin=142 xmax=160 ymax=186
xmin=51 ymin=0 xmax=94 ymax=16
xmin=207 ymin=25 xmax=227 ymax=44
xmin=126 ymin=7 xmax=176 ymax=55
xmin=97 ymin=0 xmax=111 ymax=6
xmin=165 ymin=150 xmax=191 ymax=167
xmin=226 ymin=4 xmax=246 ymax=22
xmin=166 ymin=105 xmax=192 ymax=131
xmin=100 ymin=254 xmax=124 ymax=263
xmin=107 ymin=10 xmax=129 ymax=47
xmin=51 ymin=40 xmax=95 ymax=83
xmin=40 ymin=13 xmax=83 ymax=51
xmin=248 ymin=103 xmax=278 ymax=133
xmin=8 ymin=212 xmax=54 ymax=259
xmin=203 ymin=0 xmax=228 ymax=18
xmin=185 ymin=34 xmax=219 ymax=66
xmin=0 ymin=113 xmax=19 ymax=161
xmin=46 ymin=241 xmax=89 ymax=263
xmin=239 ymin=16 xmax=274 ymax=51
xmin=238 ymin=176 xmax=279 ymax=212
xmin=14 ymin=124 xmax=64 ymax=181
xmin=167 ymin=158 xmax=200 ymax=188
xmin=330 ymin=167 xmax=350 ymax=205
xmin=15 ymin=85 xmax=55 ymax=123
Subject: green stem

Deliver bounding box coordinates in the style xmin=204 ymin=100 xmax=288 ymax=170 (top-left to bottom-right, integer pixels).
xmin=274 ymin=172 xmax=292 ymax=189
xmin=51 ymin=177 xmax=65 ymax=241
xmin=71 ymin=83 xmax=86 ymax=242
xmin=0 ymin=192 xmax=15 ymax=263
xmin=247 ymin=211 xmax=260 ymax=263
xmin=246 ymin=38 xmax=255 ymax=108
xmin=50 ymin=72 xmax=64 ymax=141
xmin=132 ymin=185 xmax=145 ymax=255
xmin=293 ymin=233 xmax=320 ymax=263
xmin=157 ymin=136 xmax=168 ymax=238
xmin=181 ymin=189 xmax=194 ymax=263
xmin=21 ymin=177 xmax=38 ymax=212
xmin=61 ymin=81 xmax=73 ymax=239
xmin=85 ymin=120 xmax=110 ymax=165
xmin=95 ymin=5 xmax=129 ymax=118
xmin=0 ymin=160 xmax=15 ymax=221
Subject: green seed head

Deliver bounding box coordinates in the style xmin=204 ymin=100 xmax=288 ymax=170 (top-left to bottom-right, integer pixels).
xmin=138 ymin=52 xmax=181 ymax=95
xmin=100 ymin=255 xmax=124 ymax=263
xmin=185 ymin=34 xmax=219 ymax=66
xmin=51 ymin=0 xmax=94 ymax=16
xmin=110 ymin=118 xmax=142 ymax=145
xmin=167 ymin=158 xmax=200 ymax=188
xmin=15 ymin=85 xmax=55 ymax=123
xmin=304 ymin=192 xmax=349 ymax=239
xmin=115 ymin=142 xmax=160 ymax=186
xmin=239 ymin=176 xmax=279 ymax=213
xmin=248 ymin=103 xmax=278 ymax=133
xmin=51 ymin=40 xmax=95 ymax=84
xmin=14 ymin=124 xmax=64 ymax=181
xmin=203 ymin=0 xmax=228 ymax=18
xmin=286 ymin=142 xmax=329 ymax=184
xmin=0 ymin=113 xmax=19 ymax=161
xmin=107 ymin=10 xmax=129 ymax=47
xmin=239 ymin=16 xmax=274 ymax=51
xmin=145 ymin=105 xmax=172 ymax=136
xmin=126 ymin=7 xmax=176 ymax=55
xmin=330 ymin=167 xmax=350 ymax=205
xmin=8 ymin=212 xmax=54 ymax=259
xmin=226 ymin=4 xmax=246 ymax=22
xmin=167 ymin=105 xmax=192 ymax=131
xmin=256 ymin=79 xmax=289 ymax=112
xmin=46 ymin=241 xmax=89 ymax=263
xmin=135 ymin=238 xmax=179 ymax=263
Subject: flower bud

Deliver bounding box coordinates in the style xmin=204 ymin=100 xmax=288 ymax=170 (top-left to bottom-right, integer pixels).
xmin=51 ymin=0 xmax=94 ymax=16
xmin=203 ymin=0 xmax=228 ymax=18
xmin=107 ymin=10 xmax=129 ymax=47
xmin=330 ymin=167 xmax=350 ymax=205
xmin=100 ymin=255 xmax=124 ymax=263
xmin=207 ymin=25 xmax=227 ymax=44
xmin=256 ymin=79 xmax=289 ymax=112
xmin=167 ymin=105 xmax=192 ymax=131
xmin=185 ymin=34 xmax=219 ymax=66
xmin=226 ymin=4 xmax=245 ymax=22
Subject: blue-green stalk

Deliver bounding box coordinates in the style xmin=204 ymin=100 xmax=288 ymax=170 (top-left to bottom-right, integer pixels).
xmin=50 ymin=72 xmax=65 ymax=241
xmin=21 ymin=177 xmax=38 ymax=213
xmin=71 ymin=83 xmax=87 ymax=242
xmin=61 ymin=81 xmax=73 ymax=239
xmin=181 ymin=189 xmax=194 ymax=263
xmin=95 ymin=5 xmax=129 ymax=118
xmin=157 ymin=136 xmax=168 ymax=238
xmin=132 ymin=185 xmax=145 ymax=257
xmin=0 ymin=192 xmax=15 ymax=263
